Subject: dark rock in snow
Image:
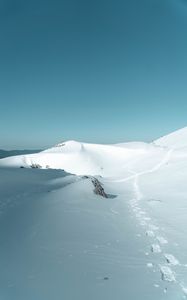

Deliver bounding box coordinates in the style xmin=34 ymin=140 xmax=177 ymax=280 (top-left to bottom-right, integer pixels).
xmin=91 ymin=177 xmax=108 ymax=198
xmin=30 ymin=163 xmax=42 ymax=169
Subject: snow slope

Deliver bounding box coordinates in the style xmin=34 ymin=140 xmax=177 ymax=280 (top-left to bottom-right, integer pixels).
xmin=154 ymin=126 xmax=187 ymax=149
xmin=0 ymin=168 xmax=180 ymax=300
xmin=1 ymin=127 xmax=187 ymax=299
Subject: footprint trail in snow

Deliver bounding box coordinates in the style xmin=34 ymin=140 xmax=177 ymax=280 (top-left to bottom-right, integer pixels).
xmin=128 ymin=149 xmax=187 ymax=298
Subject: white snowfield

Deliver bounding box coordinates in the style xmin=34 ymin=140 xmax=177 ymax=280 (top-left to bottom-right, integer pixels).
xmin=1 ymin=126 xmax=187 ymax=299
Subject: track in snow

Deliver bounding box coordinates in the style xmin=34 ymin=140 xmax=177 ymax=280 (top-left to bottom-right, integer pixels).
xmin=127 ymin=149 xmax=187 ymax=298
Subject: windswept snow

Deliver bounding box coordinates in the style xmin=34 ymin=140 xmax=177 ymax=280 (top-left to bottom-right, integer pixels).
xmin=1 ymin=127 xmax=187 ymax=299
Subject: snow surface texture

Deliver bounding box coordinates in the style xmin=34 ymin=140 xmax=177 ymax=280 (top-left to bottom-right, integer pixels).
xmin=1 ymin=127 xmax=187 ymax=299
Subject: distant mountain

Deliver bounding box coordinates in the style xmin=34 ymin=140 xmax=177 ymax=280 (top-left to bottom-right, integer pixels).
xmin=0 ymin=149 xmax=41 ymax=159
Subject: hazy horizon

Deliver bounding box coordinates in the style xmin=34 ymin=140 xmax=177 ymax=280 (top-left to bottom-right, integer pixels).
xmin=1 ymin=124 xmax=186 ymax=150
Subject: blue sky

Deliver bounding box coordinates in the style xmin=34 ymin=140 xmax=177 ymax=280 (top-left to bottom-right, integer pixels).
xmin=1 ymin=0 xmax=187 ymax=149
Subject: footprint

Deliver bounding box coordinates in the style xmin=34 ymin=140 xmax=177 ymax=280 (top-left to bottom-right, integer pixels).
xmin=151 ymin=244 xmax=162 ymax=253
xmin=156 ymin=236 xmax=168 ymax=245
xmin=160 ymin=265 xmax=176 ymax=282
xmin=146 ymin=230 xmax=155 ymax=237
xmin=164 ymin=254 xmax=179 ymax=266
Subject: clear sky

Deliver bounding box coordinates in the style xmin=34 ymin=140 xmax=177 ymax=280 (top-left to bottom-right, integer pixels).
xmin=1 ymin=0 xmax=187 ymax=149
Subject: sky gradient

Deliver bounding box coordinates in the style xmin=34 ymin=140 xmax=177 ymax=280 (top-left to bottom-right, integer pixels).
xmin=1 ymin=0 xmax=187 ymax=149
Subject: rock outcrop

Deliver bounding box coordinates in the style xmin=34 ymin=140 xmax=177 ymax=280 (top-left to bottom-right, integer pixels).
xmin=91 ymin=177 xmax=108 ymax=198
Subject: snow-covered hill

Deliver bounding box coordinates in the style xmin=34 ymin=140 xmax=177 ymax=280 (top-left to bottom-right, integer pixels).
xmin=154 ymin=126 xmax=187 ymax=149
xmin=1 ymin=127 xmax=187 ymax=299
xmin=2 ymin=126 xmax=187 ymax=176
xmin=0 ymin=139 xmax=167 ymax=177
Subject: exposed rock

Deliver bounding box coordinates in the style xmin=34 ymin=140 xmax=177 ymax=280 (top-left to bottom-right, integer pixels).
xmin=55 ymin=142 xmax=65 ymax=147
xmin=91 ymin=177 xmax=108 ymax=198
xmin=30 ymin=163 xmax=42 ymax=169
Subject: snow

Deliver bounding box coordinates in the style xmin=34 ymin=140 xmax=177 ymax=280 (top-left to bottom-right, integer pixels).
xmin=0 ymin=140 xmax=167 ymax=177
xmin=159 ymin=266 xmax=176 ymax=282
xmin=164 ymin=254 xmax=179 ymax=266
xmin=154 ymin=126 xmax=187 ymax=149
xmin=151 ymin=244 xmax=162 ymax=253
xmin=1 ymin=126 xmax=187 ymax=299
xmin=0 ymin=168 xmax=167 ymax=300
